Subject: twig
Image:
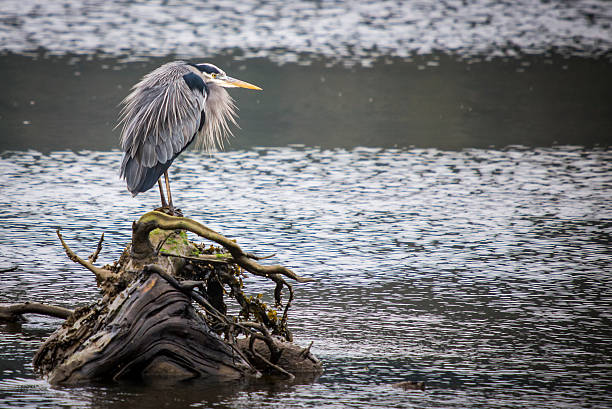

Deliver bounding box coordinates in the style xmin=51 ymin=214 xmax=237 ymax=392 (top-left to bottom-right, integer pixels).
xmin=56 ymin=229 xmax=116 ymax=281
xmin=298 ymin=341 xmax=314 ymax=359
xmin=239 ymin=321 xmax=271 ymax=337
xmin=239 ymin=321 xmax=283 ymax=364
xmin=159 ymin=252 xmax=230 ymax=264
xmin=154 ymin=232 xmax=172 ymax=255
xmin=0 ymin=266 xmax=18 ymax=273
xmin=88 ymin=233 xmax=104 ymax=263
xmin=245 ymin=252 xmax=276 ymax=261
xmin=0 ymin=302 xmax=73 ymax=322
xmin=275 ymin=276 xmax=293 ymax=330
xmin=178 ymin=280 xmax=206 ymax=292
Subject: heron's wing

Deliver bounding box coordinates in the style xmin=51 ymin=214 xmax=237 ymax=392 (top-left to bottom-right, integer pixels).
xmin=120 ymin=71 xmax=206 ymax=167
xmin=119 ymin=66 xmax=206 ymax=194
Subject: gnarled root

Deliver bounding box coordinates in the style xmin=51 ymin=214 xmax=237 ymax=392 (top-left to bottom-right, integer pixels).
xmin=0 ymin=303 xmax=73 ymax=323
xmin=131 ymin=211 xmax=313 ymax=283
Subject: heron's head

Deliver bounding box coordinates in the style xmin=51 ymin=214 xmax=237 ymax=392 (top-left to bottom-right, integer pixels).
xmin=191 ymin=63 xmax=262 ymax=90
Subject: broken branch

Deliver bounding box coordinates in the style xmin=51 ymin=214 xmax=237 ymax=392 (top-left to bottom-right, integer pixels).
xmin=56 ymin=229 xmax=116 ymax=282
xmin=88 ymin=233 xmax=104 ymax=263
xmin=0 ymin=302 xmax=73 ymax=322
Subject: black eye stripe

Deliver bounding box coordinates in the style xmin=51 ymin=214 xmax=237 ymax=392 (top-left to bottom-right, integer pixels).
xmin=189 ymin=63 xmax=222 ymax=75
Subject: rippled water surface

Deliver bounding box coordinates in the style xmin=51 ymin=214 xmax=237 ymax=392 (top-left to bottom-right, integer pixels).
xmin=1 ymin=0 xmax=612 ymax=63
xmin=1 ymin=1 xmax=612 ymax=405
xmin=0 ymin=147 xmax=611 ymax=407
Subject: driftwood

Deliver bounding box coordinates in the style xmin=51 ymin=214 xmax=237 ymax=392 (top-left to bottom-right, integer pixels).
xmin=6 ymin=211 xmax=322 ymax=385
xmin=33 ymin=270 xmax=256 ymax=383
xmin=0 ymin=303 xmax=73 ymax=322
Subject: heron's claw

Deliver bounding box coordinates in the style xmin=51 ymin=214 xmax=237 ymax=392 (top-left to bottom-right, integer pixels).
xmin=153 ymin=206 xmax=183 ymax=217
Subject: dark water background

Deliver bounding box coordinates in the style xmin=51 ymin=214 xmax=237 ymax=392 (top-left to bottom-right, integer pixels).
xmin=1 ymin=0 xmax=612 ymax=407
xmin=1 ymin=53 xmax=611 ymax=152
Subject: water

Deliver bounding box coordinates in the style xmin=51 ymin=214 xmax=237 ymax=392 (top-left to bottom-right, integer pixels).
xmin=0 ymin=147 xmax=611 ymax=407
xmin=1 ymin=53 xmax=611 ymax=153
xmin=1 ymin=0 xmax=611 ymax=63
xmin=1 ymin=0 xmax=612 ymax=407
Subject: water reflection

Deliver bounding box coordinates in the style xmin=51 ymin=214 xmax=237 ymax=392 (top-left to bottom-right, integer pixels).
xmin=1 ymin=53 xmax=611 ymax=153
xmin=0 ymin=147 xmax=611 ymax=407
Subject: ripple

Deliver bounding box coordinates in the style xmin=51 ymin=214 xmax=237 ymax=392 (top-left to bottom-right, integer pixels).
xmin=0 ymin=146 xmax=611 ymax=407
xmin=1 ymin=1 xmax=611 ymax=63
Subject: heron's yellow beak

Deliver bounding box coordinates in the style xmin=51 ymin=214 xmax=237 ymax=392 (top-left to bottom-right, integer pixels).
xmin=218 ymin=76 xmax=262 ymax=90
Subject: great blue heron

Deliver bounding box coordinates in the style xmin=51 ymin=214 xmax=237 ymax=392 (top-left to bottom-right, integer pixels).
xmin=118 ymin=61 xmax=261 ymax=214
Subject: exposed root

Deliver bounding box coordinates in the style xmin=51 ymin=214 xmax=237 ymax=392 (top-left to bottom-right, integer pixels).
xmin=143 ymin=264 xmax=230 ymax=326
xmin=245 ymin=252 xmax=276 ymax=261
xmin=0 ymin=302 xmax=73 ymax=322
xmin=158 ymin=252 xmax=230 ymax=264
xmin=148 ymin=264 xmax=301 ymax=379
xmin=240 ymin=321 xmax=279 ymax=359
xmin=56 ymin=229 xmax=116 ymax=282
xmin=143 ymin=264 xmax=253 ymax=366
xmin=131 ymin=211 xmax=314 ymax=283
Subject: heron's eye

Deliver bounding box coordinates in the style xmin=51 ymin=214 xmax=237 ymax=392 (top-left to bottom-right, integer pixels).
xmin=211 ymin=73 xmax=218 ymax=79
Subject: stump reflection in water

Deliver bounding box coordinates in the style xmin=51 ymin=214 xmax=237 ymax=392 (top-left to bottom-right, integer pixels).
xmin=28 ymin=211 xmax=322 ymax=384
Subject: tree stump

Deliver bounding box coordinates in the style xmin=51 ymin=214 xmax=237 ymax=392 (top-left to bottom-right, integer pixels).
xmin=2 ymin=211 xmax=322 ymax=384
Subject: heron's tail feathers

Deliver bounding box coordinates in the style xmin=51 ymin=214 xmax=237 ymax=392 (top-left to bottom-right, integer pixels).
xmin=121 ymin=154 xmax=173 ymax=196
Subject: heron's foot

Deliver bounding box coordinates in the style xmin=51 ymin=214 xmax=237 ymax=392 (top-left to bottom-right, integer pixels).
xmin=153 ymin=206 xmax=183 ymax=217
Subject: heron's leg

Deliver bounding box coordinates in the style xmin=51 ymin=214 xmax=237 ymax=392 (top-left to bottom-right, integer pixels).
xmin=157 ymin=179 xmax=168 ymax=208
xmin=164 ymin=170 xmax=174 ymax=215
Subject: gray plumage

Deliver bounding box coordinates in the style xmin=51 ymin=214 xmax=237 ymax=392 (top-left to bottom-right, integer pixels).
xmin=118 ymin=61 xmax=239 ymax=196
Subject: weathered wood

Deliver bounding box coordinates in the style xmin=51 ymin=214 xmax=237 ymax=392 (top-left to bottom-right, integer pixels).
xmin=34 ymin=271 xmax=257 ymax=384
xmin=56 ymin=229 xmax=116 ymax=282
xmin=131 ymin=211 xmax=314 ymax=283
xmin=29 ymin=212 xmax=321 ymax=385
xmin=237 ymin=337 xmax=323 ymax=381
xmin=0 ymin=303 xmax=73 ymax=322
